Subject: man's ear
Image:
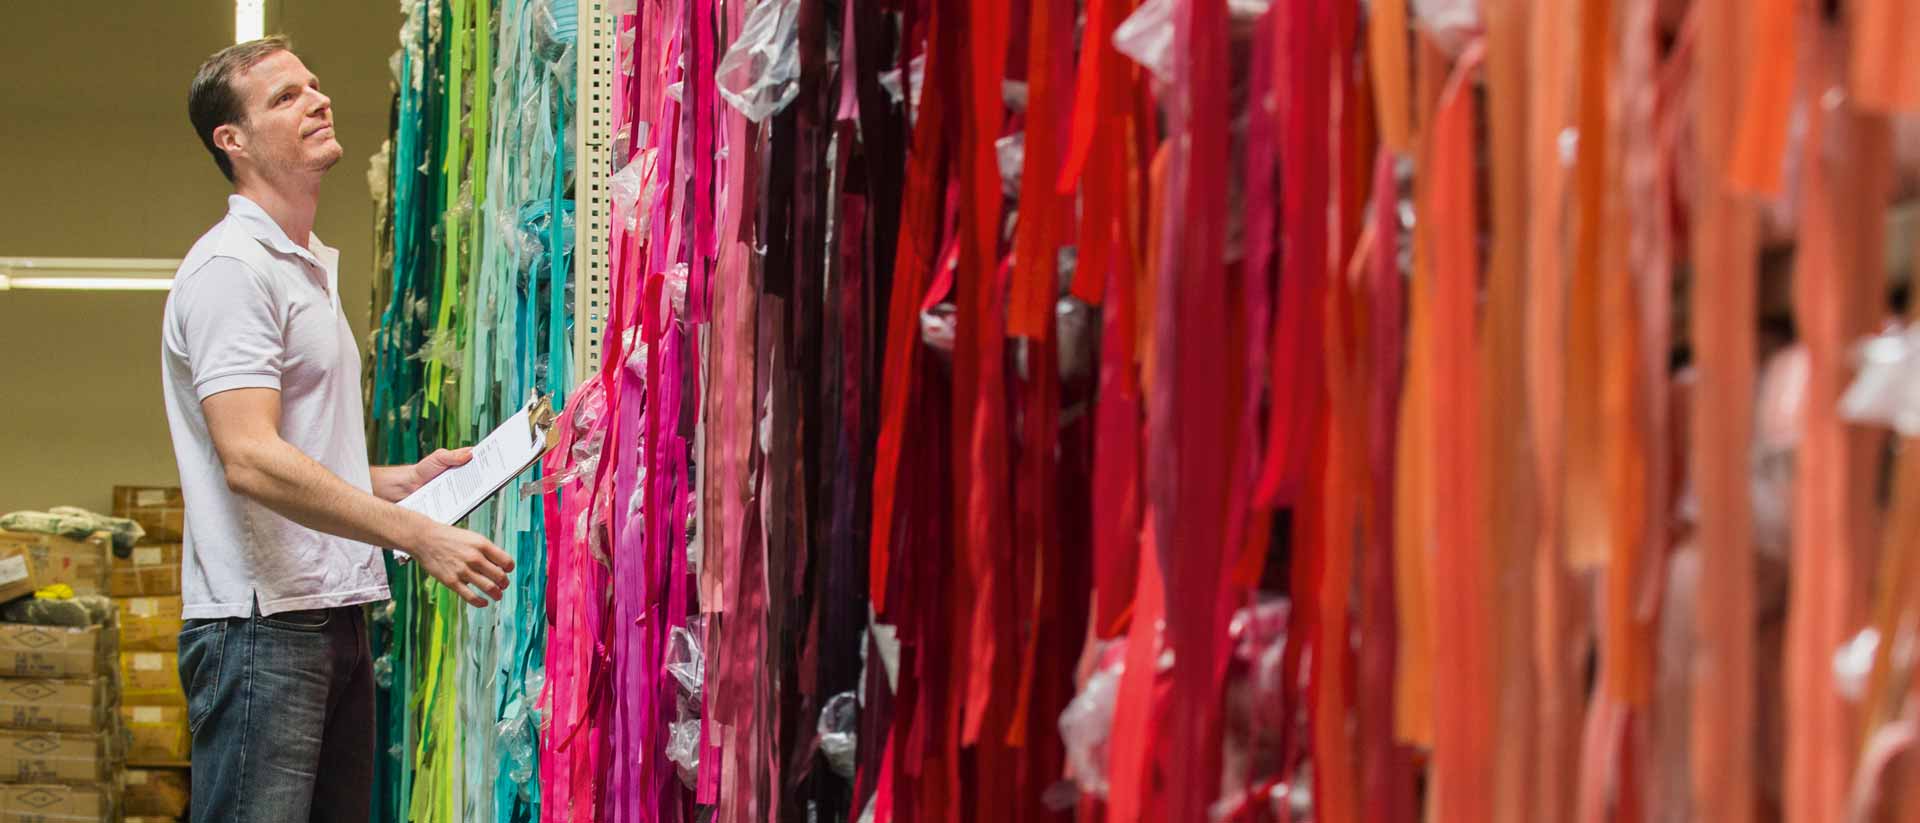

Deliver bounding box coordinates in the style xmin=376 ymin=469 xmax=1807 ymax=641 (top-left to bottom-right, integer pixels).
xmin=213 ymin=122 xmax=245 ymax=163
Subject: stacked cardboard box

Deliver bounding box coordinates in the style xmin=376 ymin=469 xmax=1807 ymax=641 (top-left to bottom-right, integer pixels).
xmin=108 ymin=544 xmax=181 ymax=599
xmin=123 ymin=766 xmax=188 ymax=819
xmin=109 ymin=489 xmax=183 ymax=549
xmin=109 ymin=499 xmax=192 ymax=810
xmin=0 ymin=533 xmax=110 ymax=598
xmin=0 ymin=782 xmax=116 ymax=822
xmin=114 ymin=595 xmax=189 ymax=769
xmin=0 ymin=623 xmax=121 ymax=821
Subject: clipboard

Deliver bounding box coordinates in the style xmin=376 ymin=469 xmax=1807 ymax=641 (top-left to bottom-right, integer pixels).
xmin=396 ymin=396 xmax=560 ymax=525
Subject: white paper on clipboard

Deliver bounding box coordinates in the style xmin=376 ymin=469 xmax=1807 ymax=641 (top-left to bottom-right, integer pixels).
xmin=397 ymin=399 xmax=558 ymax=525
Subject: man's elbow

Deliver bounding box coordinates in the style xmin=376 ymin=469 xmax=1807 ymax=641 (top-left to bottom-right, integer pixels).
xmin=216 ymin=442 xmax=274 ymax=500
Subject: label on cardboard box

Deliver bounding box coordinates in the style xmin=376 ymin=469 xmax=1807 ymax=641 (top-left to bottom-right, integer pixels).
xmin=127 ymin=770 xmax=148 ymax=785
xmin=131 ymin=599 xmax=158 ymax=618
xmin=133 ymin=654 xmax=162 ymax=672
xmin=133 ymin=548 xmax=162 ymax=567
xmin=0 ymin=556 xmax=27 ymax=587
xmin=135 ymin=490 xmax=169 ymax=507
xmin=133 ymin=706 xmax=162 ymax=724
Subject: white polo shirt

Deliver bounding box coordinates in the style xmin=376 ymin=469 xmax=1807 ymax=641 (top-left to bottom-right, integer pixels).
xmin=160 ymin=194 xmax=390 ymax=619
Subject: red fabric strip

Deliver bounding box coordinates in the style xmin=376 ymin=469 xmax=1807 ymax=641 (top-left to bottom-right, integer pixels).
xmin=953 ymin=0 xmax=1012 ymax=745
xmin=868 ymin=2 xmax=955 ymax=615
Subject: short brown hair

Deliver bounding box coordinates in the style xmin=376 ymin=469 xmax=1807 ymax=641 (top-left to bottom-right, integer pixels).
xmin=188 ymin=36 xmax=292 ymax=182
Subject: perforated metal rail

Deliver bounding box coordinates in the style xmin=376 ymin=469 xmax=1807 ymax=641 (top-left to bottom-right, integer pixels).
xmin=573 ymin=0 xmax=616 ymax=381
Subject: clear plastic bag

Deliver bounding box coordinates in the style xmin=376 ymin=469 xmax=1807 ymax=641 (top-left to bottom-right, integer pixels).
xmin=716 ymin=0 xmax=803 ymax=122
xmin=996 ymin=133 xmax=1026 ymax=200
xmin=1834 ymin=627 xmax=1880 ymax=702
xmin=666 ymin=263 xmax=691 ymax=320
xmin=1112 ymin=0 xmax=1174 ymax=86
xmin=608 ymin=155 xmax=645 ymax=234
xmin=665 ymin=618 xmax=706 ymax=696
xmin=496 ymin=697 xmax=540 ymax=784
xmin=1058 ymin=643 xmax=1126 ymax=798
xmin=1114 ymin=0 xmax=1270 ymax=86
xmin=817 ymin=690 xmax=859 ymax=780
xmin=1841 ymin=323 xmax=1920 ymax=435
xmin=1411 ymin=0 xmax=1483 ymax=58
xmin=920 ymin=304 xmax=957 ymax=355
xmin=667 ymin=718 xmax=702 ymax=789
xmin=877 ymin=54 xmax=926 ymax=124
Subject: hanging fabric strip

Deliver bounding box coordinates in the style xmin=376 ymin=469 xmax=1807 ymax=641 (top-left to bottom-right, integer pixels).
xmin=1850 ymin=0 xmax=1920 ymax=113
xmin=1689 ymin=1 xmax=1760 ymax=820
xmin=1152 ymin=2 xmax=1239 ymax=821
xmin=1424 ymin=38 xmax=1492 ymax=823
xmin=869 ymin=1 xmax=955 ymax=618
xmin=1524 ymin=0 xmax=1583 ymax=815
xmin=1726 ymin=0 xmax=1797 ymax=195
xmin=1785 ymin=21 xmax=1891 ymax=823
xmin=1369 ymin=0 xmax=1412 ymax=152
xmin=1481 ymin=0 xmax=1538 ymax=819
xmin=1391 ymin=31 xmax=1449 ymax=754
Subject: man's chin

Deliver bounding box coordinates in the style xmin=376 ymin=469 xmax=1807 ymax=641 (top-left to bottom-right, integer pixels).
xmin=313 ymin=141 xmax=345 ymax=173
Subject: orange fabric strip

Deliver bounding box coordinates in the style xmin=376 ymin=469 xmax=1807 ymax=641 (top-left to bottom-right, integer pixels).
xmin=1689 ymin=1 xmax=1759 ymax=821
xmin=1390 ymin=32 xmax=1450 ymax=752
xmin=1785 ymin=26 xmax=1892 ymax=823
xmin=1525 ymin=0 xmax=1584 ymax=816
xmin=1369 ymin=0 xmax=1412 ymax=151
xmin=1851 ymin=0 xmax=1920 ymax=113
xmin=1481 ymin=1 xmax=1538 ymax=820
xmin=1427 ymin=38 xmax=1493 ymax=823
xmin=1564 ymin=0 xmax=1613 ymax=574
xmin=1726 ymin=0 xmax=1797 ymax=194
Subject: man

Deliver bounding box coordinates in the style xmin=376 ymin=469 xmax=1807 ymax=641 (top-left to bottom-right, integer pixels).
xmin=162 ymin=37 xmax=514 ymax=822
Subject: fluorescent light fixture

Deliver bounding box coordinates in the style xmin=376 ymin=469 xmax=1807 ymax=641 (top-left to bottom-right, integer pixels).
xmin=236 ymin=0 xmax=266 ymax=43
xmin=0 ymin=258 xmax=179 ymax=292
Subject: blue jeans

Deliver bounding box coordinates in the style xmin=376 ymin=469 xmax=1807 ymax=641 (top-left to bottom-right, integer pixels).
xmin=177 ymin=603 xmax=375 ymax=823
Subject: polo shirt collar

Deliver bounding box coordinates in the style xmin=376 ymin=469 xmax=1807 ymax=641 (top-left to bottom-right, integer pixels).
xmin=227 ymin=194 xmax=341 ymax=308
xmin=227 ymin=194 xmax=334 ymax=269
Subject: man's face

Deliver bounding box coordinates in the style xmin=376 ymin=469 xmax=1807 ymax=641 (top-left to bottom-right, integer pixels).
xmin=220 ymin=51 xmax=341 ymax=179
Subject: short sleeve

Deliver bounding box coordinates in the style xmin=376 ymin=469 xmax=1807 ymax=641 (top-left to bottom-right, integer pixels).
xmin=174 ymin=257 xmax=285 ymax=400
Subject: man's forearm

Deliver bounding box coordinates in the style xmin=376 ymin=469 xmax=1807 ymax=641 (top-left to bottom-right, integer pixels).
xmin=224 ymin=438 xmax=429 ymax=552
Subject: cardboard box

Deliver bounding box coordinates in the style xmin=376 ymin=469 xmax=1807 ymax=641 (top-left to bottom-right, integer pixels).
xmin=111 ymin=488 xmax=184 ymax=546
xmin=0 ymin=680 xmax=110 ymax=734
xmin=0 ymin=729 xmax=116 ymax=785
xmin=107 ymin=545 xmax=181 ymax=598
xmin=120 ymin=705 xmax=188 ymax=764
xmin=0 ymin=534 xmax=109 ymax=598
xmin=111 ymin=598 xmax=181 ymax=653
xmin=0 ymin=782 xmax=115 ymax=821
xmin=0 ymin=548 xmax=41 ymax=608
xmin=123 ymin=767 xmax=188 ymax=818
xmin=117 ymin=653 xmax=182 ymax=708
xmin=0 ymin=626 xmax=114 ymax=680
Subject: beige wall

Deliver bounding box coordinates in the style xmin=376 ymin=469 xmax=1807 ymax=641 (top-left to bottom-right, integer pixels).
xmin=0 ymin=1 xmax=399 ymax=513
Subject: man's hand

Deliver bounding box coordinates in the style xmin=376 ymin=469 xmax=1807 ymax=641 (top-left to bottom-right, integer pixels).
xmin=372 ymin=448 xmax=473 ymax=503
xmin=405 ymin=521 xmax=515 ymax=608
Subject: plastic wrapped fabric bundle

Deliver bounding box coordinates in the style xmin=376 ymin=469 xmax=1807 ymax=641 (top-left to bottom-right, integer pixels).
xmin=0 ymin=508 xmax=144 ymax=553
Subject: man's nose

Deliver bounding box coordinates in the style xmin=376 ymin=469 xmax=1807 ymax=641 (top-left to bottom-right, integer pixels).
xmin=306 ymin=89 xmax=331 ymax=115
